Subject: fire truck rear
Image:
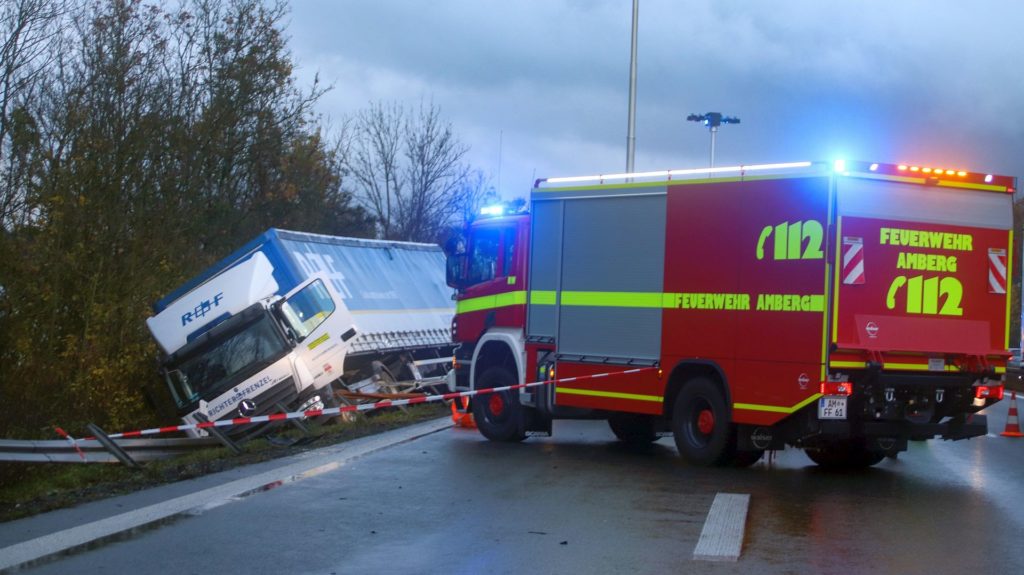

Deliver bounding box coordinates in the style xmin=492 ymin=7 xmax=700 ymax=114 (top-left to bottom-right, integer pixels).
xmin=445 ymin=160 xmax=1014 ymax=468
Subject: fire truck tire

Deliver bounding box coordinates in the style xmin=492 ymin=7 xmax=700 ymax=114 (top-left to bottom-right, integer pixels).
xmin=672 ymin=377 xmax=732 ymax=466
xmin=472 ymin=367 xmax=527 ymax=442
xmin=608 ymin=414 xmax=659 ymax=444
xmin=805 ymin=441 xmax=885 ymax=469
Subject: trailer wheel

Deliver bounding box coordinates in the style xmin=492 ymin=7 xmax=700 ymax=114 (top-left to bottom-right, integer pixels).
xmin=472 ymin=367 xmax=526 ymax=442
xmin=608 ymin=414 xmax=659 ymax=444
xmin=805 ymin=441 xmax=885 ymax=469
xmin=672 ymin=377 xmax=732 ymax=466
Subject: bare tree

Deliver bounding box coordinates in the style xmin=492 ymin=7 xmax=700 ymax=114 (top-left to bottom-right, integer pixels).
xmin=349 ymin=101 xmax=403 ymax=239
xmin=399 ymin=100 xmax=470 ymax=242
xmin=0 ymin=0 xmax=65 ymax=228
xmin=347 ymin=100 xmax=471 ymax=242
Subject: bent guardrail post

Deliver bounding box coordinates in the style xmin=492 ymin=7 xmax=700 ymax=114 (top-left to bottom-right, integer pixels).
xmin=276 ymin=402 xmax=311 ymax=435
xmin=193 ymin=413 xmax=243 ymax=455
xmin=86 ymin=424 xmax=140 ymax=469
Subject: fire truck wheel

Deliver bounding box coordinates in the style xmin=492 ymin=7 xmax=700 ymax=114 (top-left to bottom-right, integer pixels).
xmin=672 ymin=377 xmax=732 ymax=466
xmin=805 ymin=441 xmax=885 ymax=469
xmin=472 ymin=367 xmax=527 ymax=442
xmin=608 ymin=414 xmax=659 ymax=444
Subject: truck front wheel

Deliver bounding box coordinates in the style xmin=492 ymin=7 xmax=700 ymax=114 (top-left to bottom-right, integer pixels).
xmin=672 ymin=377 xmax=732 ymax=466
xmin=472 ymin=367 xmax=526 ymax=442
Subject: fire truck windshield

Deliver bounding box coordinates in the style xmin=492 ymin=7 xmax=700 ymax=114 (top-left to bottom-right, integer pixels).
xmin=468 ymin=228 xmax=501 ymax=283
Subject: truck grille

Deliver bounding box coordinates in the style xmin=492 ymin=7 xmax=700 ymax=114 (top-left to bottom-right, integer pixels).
xmin=216 ymin=376 xmax=299 ymax=438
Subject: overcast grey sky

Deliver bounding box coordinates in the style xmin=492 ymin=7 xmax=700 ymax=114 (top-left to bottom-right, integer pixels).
xmin=286 ymin=0 xmax=1023 ymax=199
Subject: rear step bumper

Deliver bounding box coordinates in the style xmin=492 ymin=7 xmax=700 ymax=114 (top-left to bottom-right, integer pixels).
xmin=819 ymin=414 xmax=988 ymax=441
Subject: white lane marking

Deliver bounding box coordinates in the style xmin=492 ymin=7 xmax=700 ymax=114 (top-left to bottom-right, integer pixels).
xmin=693 ymin=492 xmax=750 ymax=562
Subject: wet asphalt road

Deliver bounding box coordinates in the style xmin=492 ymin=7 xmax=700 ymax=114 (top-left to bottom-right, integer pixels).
xmin=19 ymin=399 xmax=1024 ymax=575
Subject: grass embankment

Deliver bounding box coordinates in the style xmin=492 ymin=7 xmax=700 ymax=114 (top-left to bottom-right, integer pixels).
xmin=0 ymin=404 xmax=449 ymax=524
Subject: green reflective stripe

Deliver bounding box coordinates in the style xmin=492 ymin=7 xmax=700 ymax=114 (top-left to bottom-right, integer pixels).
xmin=557 ymin=386 xmax=662 ymax=403
xmin=561 ymin=291 xmax=664 ymax=308
xmin=456 ymin=290 xmax=527 ymax=313
xmin=464 ymin=290 xmax=825 ymax=312
xmin=496 ymin=291 xmax=527 ymax=307
xmin=734 ymin=393 xmax=822 ymax=414
xmin=530 ymin=290 xmax=556 ymax=305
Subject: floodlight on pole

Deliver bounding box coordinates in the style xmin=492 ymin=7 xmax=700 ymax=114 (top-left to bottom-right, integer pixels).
xmin=687 ymin=112 xmax=740 ymax=167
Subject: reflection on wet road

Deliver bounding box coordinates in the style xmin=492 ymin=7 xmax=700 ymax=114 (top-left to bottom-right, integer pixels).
xmin=22 ymin=399 xmax=1024 ymax=575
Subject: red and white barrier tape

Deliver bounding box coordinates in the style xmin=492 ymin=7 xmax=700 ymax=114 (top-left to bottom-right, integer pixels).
xmin=55 ymin=426 xmax=87 ymax=462
xmin=75 ymin=367 xmax=657 ymax=440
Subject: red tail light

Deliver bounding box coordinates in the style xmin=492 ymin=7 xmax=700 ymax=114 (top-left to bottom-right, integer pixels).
xmin=820 ymin=381 xmax=854 ymax=396
xmin=975 ymin=384 xmax=1004 ymax=400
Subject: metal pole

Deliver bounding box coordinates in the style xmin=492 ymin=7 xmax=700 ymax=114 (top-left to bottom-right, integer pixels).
xmin=193 ymin=413 xmax=243 ymax=454
xmin=625 ymin=0 xmax=638 ymax=172
xmin=87 ymin=424 xmax=140 ymax=469
xmin=709 ymin=126 xmax=717 ymax=168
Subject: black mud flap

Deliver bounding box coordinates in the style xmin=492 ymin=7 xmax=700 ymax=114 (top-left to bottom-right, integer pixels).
xmin=736 ymin=424 xmax=787 ymax=451
xmin=942 ymin=413 xmax=987 ymax=440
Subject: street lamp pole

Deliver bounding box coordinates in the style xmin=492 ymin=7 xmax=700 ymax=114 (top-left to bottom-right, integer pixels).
xmin=625 ymin=0 xmax=639 ymax=173
xmin=686 ymin=112 xmax=740 ymax=167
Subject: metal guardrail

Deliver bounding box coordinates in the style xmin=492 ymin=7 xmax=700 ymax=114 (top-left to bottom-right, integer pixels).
xmin=0 ymin=436 xmax=223 ymax=464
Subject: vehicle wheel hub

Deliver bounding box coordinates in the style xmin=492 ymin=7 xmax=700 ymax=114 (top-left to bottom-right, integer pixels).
xmin=697 ymin=409 xmax=715 ymax=435
xmin=489 ymin=393 xmax=505 ymax=417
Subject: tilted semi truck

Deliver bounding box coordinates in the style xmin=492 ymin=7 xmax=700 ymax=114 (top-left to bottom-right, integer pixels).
xmin=147 ymin=228 xmax=454 ymax=437
xmin=444 ymin=160 xmax=1015 ymax=468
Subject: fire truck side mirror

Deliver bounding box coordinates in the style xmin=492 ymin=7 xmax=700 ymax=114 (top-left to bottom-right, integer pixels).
xmin=446 ymin=253 xmax=468 ymax=289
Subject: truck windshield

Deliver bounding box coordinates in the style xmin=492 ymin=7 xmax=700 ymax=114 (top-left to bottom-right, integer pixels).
xmin=279 ymin=279 xmax=335 ymax=340
xmin=164 ymin=314 xmax=287 ymax=408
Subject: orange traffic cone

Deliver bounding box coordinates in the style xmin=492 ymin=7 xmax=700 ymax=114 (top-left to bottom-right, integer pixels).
xmin=1001 ymin=391 xmax=1024 ymax=437
xmin=450 ymin=397 xmax=476 ymax=429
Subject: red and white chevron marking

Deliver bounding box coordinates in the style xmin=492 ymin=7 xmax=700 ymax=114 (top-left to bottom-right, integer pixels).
xmin=842 ymin=236 xmax=865 ymax=285
xmin=988 ymin=248 xmax=1007 ymax=294
xmin=84 ymin=367 xmax=658 ymax=440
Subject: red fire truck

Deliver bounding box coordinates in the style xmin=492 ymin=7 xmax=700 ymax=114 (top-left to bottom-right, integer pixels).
xmin=445 ymin=160 xmax=1014 ymax=468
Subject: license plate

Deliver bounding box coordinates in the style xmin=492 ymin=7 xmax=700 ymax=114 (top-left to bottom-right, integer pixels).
xmin=818 ymin=396 xmax=847 ymax=420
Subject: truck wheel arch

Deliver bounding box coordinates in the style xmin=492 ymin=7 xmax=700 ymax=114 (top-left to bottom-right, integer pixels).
xmin=663 ymin=360 xmax=731 ymax=419
xmin=469 ymin=328 xmax=526 ymax=389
